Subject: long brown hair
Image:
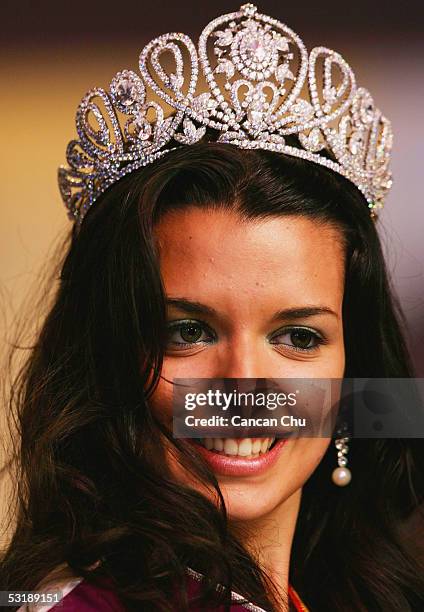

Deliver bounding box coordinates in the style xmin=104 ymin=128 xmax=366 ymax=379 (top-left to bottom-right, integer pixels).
xmin=1 ymin=144 xmax=423 ymax=611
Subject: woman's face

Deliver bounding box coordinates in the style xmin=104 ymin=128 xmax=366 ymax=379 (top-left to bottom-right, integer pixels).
xmin=150 ymin=207 xmax=346 ymax=521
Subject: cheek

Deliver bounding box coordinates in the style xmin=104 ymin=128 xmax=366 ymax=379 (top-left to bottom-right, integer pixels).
xmin=266 ymin=438 xmax=331 ymax=506
xmin=148 ymin=356 xmax=210 ymax=420
xmin=316 ymin=342 xmax=345 ymax=378
xmin=291 ymin=438 xmax=331 ymax=479
xmin=269 ymin=438 xmax=330 ymax=497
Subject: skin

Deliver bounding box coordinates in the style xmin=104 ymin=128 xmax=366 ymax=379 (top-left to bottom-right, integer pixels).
xmin=149 ymin=207 xmax=346 ymax=608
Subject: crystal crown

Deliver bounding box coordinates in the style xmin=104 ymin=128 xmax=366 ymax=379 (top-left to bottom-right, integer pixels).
xmin=58 ymin=3 xmax=393 ymax=228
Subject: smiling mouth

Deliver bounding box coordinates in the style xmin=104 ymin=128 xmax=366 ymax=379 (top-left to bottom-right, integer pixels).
xmin=193 ymin=437 xmax=278 ymax=458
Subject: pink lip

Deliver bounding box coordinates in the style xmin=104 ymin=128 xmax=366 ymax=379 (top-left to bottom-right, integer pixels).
xmin=187 ymin=438 xmax=288 ymax=477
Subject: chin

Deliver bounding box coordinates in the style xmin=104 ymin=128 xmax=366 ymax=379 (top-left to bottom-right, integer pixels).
xmin=214 ymin=476 xmax=298 ymax=522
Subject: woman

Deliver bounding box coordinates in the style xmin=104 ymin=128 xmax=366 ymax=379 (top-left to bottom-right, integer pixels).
xmin=1 ymin=4 xmax=423 ymax=611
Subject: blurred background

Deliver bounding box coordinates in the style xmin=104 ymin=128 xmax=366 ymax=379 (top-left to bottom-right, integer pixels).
xmin=0 ymin=0 xmax=423 ymax=535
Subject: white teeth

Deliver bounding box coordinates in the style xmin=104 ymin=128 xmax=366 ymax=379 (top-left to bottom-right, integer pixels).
xmin=223 ymin=439 xmax=238 ymax=455
xmin=238 ymin=438 xmax=252 ymax=456
xmin=260 ymin=439 xmax=269 ymax=453
xmin=252 ymin=439 xmax=261 ymax=454
xmin=199 ymin=437 xmax=275 ymax=457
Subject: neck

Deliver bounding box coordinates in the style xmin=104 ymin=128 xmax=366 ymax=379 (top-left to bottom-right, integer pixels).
xmin=230 ymin=488 xmax=302 ymax=611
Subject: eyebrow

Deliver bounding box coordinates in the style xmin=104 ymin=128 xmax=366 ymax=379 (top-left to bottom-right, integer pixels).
xmin=166 ymin=298 xmax=217 ymax=317
xmin=166 ymin=298 xmax=338 ymax=320
xmin=271 ymin=306 xmax=339 ymax=321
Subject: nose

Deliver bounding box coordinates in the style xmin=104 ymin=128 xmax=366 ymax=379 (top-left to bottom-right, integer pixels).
xmin=214 ymin=333 xmax=271 ymax=379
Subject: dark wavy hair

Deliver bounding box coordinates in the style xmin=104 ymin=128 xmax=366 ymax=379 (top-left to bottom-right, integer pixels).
xmin=1 ymin=143 xmax=423 ymax=611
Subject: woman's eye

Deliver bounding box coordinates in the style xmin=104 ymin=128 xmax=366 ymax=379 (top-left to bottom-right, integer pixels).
xmin=270 ymin=327 xmax=323 ymax=352
xmin=167 ymin=320 xmax=215 ymax=348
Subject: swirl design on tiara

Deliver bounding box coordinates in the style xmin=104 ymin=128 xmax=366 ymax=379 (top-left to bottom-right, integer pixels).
xmin=58 ymin=3 xmax=393 ymax=228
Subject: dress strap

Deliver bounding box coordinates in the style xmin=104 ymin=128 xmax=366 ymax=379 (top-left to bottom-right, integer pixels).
xmin=288 ymin=585 xmax=309 ymax=611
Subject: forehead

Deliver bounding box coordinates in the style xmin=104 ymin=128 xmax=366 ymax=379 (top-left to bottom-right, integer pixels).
xmin=155 ymin=207 xmax=345 ymax=310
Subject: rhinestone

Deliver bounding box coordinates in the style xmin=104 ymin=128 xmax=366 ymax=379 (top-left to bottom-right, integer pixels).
xmin=116 ymin=78 xmax=137 ymax=106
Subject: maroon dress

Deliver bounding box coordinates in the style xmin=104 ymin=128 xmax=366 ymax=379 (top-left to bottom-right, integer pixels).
xmin=19 ymin=566 xmax=304 ymax=611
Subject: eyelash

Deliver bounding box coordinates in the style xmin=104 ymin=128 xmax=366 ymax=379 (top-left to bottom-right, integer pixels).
xmin=269 ymin=326 xmax=326 ymax=353
xmin=167 ymin=319 xmax=216 ymax=348
xmin=166 ymin=320 xmax=326 ymax=353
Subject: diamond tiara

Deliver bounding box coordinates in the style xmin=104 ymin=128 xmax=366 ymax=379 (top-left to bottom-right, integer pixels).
xmin=58 ymin=3 xmax=393 ymax=228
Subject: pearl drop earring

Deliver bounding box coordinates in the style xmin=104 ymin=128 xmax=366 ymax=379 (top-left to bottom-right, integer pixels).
xmin=332 ymin=426 xmax=352 ymax=486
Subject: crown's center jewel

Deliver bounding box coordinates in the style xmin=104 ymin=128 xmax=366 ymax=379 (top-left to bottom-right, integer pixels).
xmin=221 ymin=18 xmax=291 ymax=82
xmin=243 ymin=36 xmax=267 ymax=61
xmin=238 ymin=23 xmax=274 ymax=66
xmin=116 ymin=78 xmax=138 ymax=107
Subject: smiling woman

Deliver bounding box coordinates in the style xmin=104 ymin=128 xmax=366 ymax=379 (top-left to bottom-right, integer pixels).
xmin=151 ymin=200 xmax=344 ymax=512
xmin=1 ymin=142 xmax=423 ymax=612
